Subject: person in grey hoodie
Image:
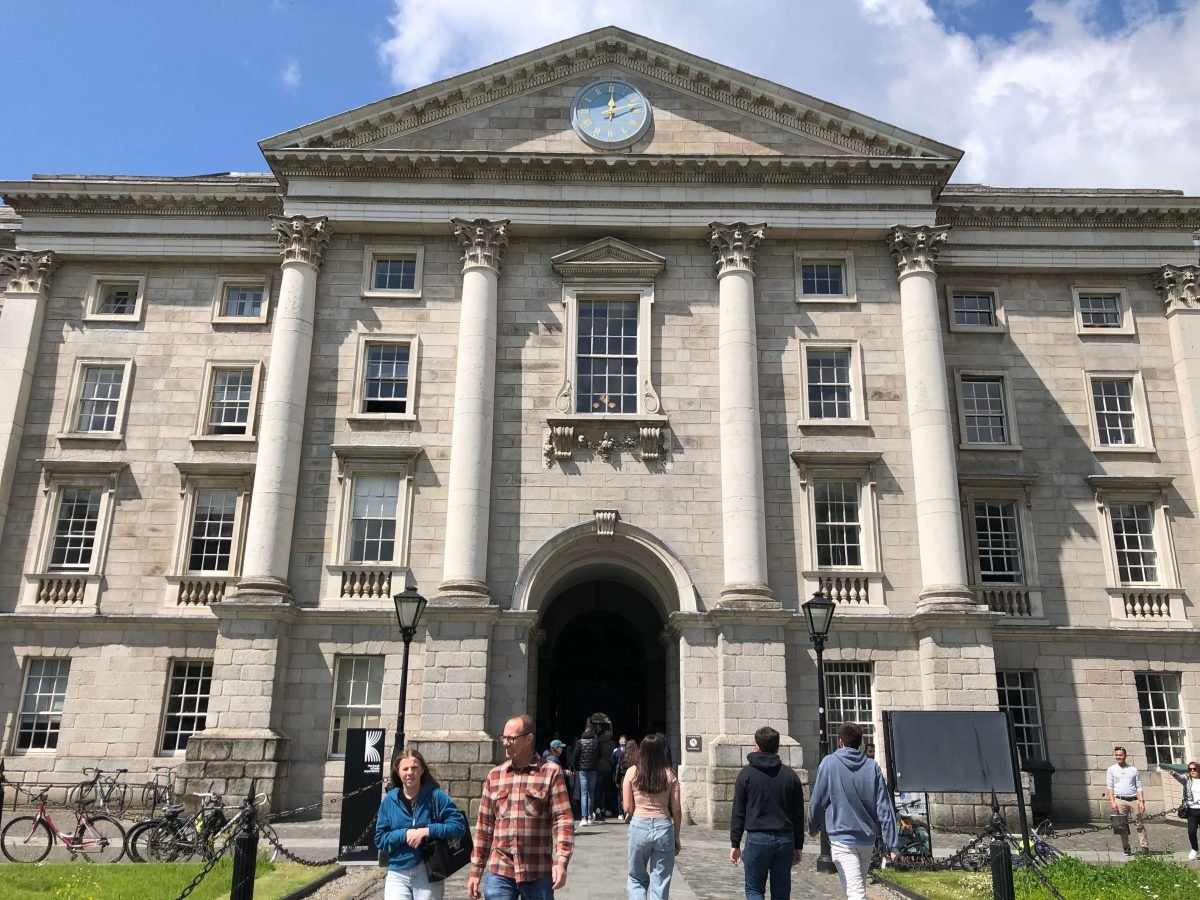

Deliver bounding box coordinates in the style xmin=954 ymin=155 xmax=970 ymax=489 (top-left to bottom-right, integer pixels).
xmin=806 ymin=723 xmax=898 ymax=900
xmin=729 ymin=726 xmax=805 ymax=900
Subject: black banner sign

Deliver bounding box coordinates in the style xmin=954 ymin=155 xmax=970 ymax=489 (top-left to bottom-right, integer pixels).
xmin=339 ymin=728 xmax=385 ymax=862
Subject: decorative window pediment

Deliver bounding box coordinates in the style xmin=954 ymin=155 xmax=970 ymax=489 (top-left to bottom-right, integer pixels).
xmin=551 ymin=236 xmax=666 ymax=282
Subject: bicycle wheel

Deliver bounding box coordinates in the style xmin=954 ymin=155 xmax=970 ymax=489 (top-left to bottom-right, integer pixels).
xmin=77 ymin=815 xmax=125 ymax=863
xmin=67 ymin=781 xmax=96 ymax=810
xmin=108 ymin=782 xmax=133 ymax=819
xmin=125 ymin=819 xmax=162 ymax=863
xmin=149 ymin=819 xmax=200 ymax=862
xmin=1 ymin=816 xmax=53 ymax=863
xmin=258 ymin=823 xmax=281 ymax=863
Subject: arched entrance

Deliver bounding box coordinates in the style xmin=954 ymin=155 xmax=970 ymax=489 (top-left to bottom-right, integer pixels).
xmin=535 ymin=580 xmax=667 ymax=742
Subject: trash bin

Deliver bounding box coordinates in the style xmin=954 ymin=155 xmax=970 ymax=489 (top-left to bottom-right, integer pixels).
xmin=1110 ymin=813 xmax=1130 ymax=835
xmin=1021 ymin=758 xmax=1055 ymax=820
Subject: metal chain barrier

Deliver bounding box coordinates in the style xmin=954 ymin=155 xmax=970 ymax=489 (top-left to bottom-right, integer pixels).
xmin=262 ymin=780 xmax=381 ymax=824
xmin=255 ymin=814 xmax=377 ymax=867
xmin=173 ymin=834 xmax=235 ymax=900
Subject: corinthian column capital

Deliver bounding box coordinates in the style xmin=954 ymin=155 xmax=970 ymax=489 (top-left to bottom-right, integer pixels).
xmin=709 ymin=222 xmax=767 ymax=276
xmin=270 ymin=215 xmax=332 ymax=268
xmin=452 ymin=218 xmax=510 ymax=273
xmin=886 ymin=225 xmax=951 ymax=278
xmin=0 ymin=249 xmax=58 ymax=294
xmin=1154 ymin=264 xmax=1200 ymax=313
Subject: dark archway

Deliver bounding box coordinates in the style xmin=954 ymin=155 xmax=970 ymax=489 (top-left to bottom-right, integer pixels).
xmin=535 ymin=580 xmax=667 ymax=746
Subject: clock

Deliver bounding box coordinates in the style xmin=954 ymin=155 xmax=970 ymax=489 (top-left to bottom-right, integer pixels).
xmin=570 ymin=79 xmax=653 ymax=150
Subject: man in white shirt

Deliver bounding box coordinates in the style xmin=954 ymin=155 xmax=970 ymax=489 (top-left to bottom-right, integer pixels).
xmin=1106 ymin=746 xmax=1149 ymax=855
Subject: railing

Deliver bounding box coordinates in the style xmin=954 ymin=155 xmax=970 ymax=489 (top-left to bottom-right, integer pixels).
xmin=35 ymin=576 xmax=87 ymax=605
xmin=177 ymin=577 xmax=234 ymax=606
xmin=815 ymin=574 xmax=874 ymax=606
xmin=339 ymin=568 xmax=393 ymax=599
xmin=977 ymin=586 xmax=1038 ymax=618
xmin=1119 ymin=590 xmax=1174 ymax=619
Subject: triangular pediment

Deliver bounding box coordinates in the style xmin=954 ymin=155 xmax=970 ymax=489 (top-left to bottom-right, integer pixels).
xmin=551 ymin=236 xmax=666 ymax=280
xmin=261 ymin=27 xmax=960 ymax=165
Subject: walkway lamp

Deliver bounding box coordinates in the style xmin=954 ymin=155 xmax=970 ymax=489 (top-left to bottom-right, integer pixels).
xmin=392 ymin=587 xmax=428 ymax=768
xmin=802 ymin=590 xmax=838 ymax=875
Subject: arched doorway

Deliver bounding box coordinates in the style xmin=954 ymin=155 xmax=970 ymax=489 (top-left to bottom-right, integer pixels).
xmin=535 ymin=580 xmax=667 ymax=743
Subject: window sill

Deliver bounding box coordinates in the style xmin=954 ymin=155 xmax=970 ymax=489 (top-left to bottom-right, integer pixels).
xmin=82 ymin=314 xmax=142 ymax=325
xmin=346 ymin=412 xmax=417 ymax=423
xmin=190 ymin=434 xmax=257 ymax=447
xmin=361 ymin=290 xmax=422 ymax=301
xmin=56 ymin=432 xmax=124 ymax=445
xmin=1077 ymin=327 xmax=1136 ymax=338
xmin=949 ymin=324 xmax=1006 ymax=335
xmin=545 ymin=415 xmax=670 ymax=466
xmin=211 ymin=316 xmax=269 ymax=326
xmin=1091 ymin=445 xmax=1157 ymax=456
xmin=960 ymin=443 xmax=1023 ymax=452
xmin=797 ymin=419 xmax=870 ymax=430
xmin=797 ymin=295 xmax=857 ymax=305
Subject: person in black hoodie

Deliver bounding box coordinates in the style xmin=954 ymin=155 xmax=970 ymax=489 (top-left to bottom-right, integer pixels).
xmin=729 ymin=726 xmax=805 ymax=900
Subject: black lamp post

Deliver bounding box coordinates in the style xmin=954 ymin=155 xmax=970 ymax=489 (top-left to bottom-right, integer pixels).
xmin=391 ymin=587 xmax=428 ymax=781
xmin=802 ymin=590 xmax=837 ymax=875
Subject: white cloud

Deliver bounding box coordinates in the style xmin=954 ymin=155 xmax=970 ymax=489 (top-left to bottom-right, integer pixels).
xmin=282 ymin=60 xmax=301 ymax=89
xmin=376 ymin=0 xmax=1200 ymax=193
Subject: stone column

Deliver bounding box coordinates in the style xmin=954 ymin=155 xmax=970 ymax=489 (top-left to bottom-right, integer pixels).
xmin=234 ymin=215 xmax=330 ymax=599
xmin=886 ymin=225 xmax=973 ymax=610
xmin=709 ymin=223 xmax=775 ymax=608
xmin=437 ymin=218 xmax=509 ymax=604
xmin=1156 ymin=265 xmax=1200 ymax=492
xmin=0 ymin=250 xmax=57 ymax=546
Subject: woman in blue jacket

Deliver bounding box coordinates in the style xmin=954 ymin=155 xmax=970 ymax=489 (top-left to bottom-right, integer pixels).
xmin=375 ymin=747 xmax=467 ymax=900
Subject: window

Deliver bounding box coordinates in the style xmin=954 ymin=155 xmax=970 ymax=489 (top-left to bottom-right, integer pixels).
xmin=195 ymin=363 xmax=261 ymax=439
xmin=799 ymin=343 xmax=866 ymax=426
xmin=169 ymin=466 xmax=252 ymax=604
xmin=814 ymin=480 xmax=861 ymax=567
xmin=160 ymin=661 xmax=212 ymax=753
xmin=956 ymin=372 xmax=1018 ymax=448
xmin=351 ymin=336 xmax=419 ymax=420
xmin=1088 ymin=476 xmax=1180 ymax=596
xmin=796 ymin=252 xmax=856 ymax=303
xmin=330 ymin=656 xmax=384 ymax=756
xmin=332 ymin=447 xmax=420 ymax=583
xmin=49 ymin=488 xmax=101 ymax=571
xmin=996 ymin=671 xmax=1046 ymax=763
xmin=960 ymin=476 xmax=1043 ymax=615
xmin=1086 ymin=372 xmax=1153 ymax=451
xmin=577 ymin=298 xmax=639 ymax=414
xmin=1073 ymin=287 xmax=1134 ymax=336
xmin=62 ymin=359 xmax=132 ymax=439
xmin=85 ymin=275 xmax=145 ymax=322
xmin=361 ymin=247 xmax=424 ymax=299
xmin=211 ymin=276 xmax=271 ymax=324
xmin=187 ymin=490 xmax=238 ymax=573
xmin=946 ymin=287 xmax=1004 ymax=333
xmin=1135 ymin=673 xmax=1186 ymax=766
xmin=16 ymin=659 xmax=71 ymax=751
xmin=349 ymin=476 xmax=400 ymax=564
xmin=973 ymin=501 xmax=1023 ymax=583
xmin=824 ymin=662 xmax=873 ymax=755
xmin=1110 ymin=503 xmax=1158 ymax=584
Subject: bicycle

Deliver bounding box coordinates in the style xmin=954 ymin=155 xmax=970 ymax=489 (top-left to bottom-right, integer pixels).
xmin=195 ymin=789 xmax=280 ymax=863
xmin=68 ymin=766 xmax=132 ymax=819
xmin=139 ymin=766 xmax=174 ymax=813
xmin=957 ymin=818 xmax=1061 ymax=871
xmin=0 ymin=788 xmax=126 ymax=863
xmin=132 ymin=788 xmax=278 ymax=864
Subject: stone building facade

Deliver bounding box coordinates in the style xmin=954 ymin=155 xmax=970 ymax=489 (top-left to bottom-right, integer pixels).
xmin=1 ymin=27 xmax=1199 ymax=827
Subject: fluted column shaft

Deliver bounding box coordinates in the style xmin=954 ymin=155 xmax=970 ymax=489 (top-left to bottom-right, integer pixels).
xmin=439 ymin=218 xmax=509 ymax=602
xmin=0 ymin=250 xmax=57 ymax=546
xmin=887 ymin=225 xmax=972 ymax=607
xmin=237 ymin=216 xmax=330 ymax=597
xmin=1157 ymin=265 xmax=1200 ymax=497
xmin=710 ymin=223 xmax=774 ymax=607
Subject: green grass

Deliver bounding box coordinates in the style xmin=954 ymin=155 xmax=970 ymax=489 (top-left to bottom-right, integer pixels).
xmin=882 ymin=856 xmax=1200 ymax=900
xmin=0 ymin=858 xmax=340 ymax=900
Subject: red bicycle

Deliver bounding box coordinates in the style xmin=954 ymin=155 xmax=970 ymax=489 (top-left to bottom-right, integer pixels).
xmin=0 ymin=789 xmax=125 ymax=863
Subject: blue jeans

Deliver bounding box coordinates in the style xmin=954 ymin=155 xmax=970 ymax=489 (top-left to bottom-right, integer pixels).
xmin=742 ymin=829 xmax=794 ymax=900
xmin=482 ymin=871 xmax=554 ymax=899
xmin=627 ymin=816 xmax=675 ymax=898
xmin=579 ymin=771 xmax=598 ymax=819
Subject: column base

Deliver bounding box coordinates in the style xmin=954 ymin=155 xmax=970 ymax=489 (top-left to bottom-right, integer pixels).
xmin=408 ymin=730 xmax=497 ymax=820
xmin=703 ymin=735 xmax=804 ymax=827
xmin=716 ymin=582 xmax=777 ymax=609
xmin=227 ymin=577 xmax=293 ymax=603
xmin=434 ymin=578 xmax=492 ymax=606
xmin=176 ymin=728 xmax=289 ymax=811
xmin=915 ymin=584 xmax=979 ymax=614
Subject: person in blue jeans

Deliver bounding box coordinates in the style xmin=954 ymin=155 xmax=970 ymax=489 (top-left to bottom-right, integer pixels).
xmin=622 ymin=733 xmax=682 ymax=898
xmin=573 ymin=725 xmax=600 ymax=826
xmin=729 ymin=726 xmax=805 ymax=900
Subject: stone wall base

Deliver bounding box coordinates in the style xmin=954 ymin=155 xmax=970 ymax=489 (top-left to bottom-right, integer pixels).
xmin=702 ymin=734 xmax=806 ymax=829
xmin=409 ymin=730 xmax=496 ymax=820
xmin=177 ymin=728 xmax=289 ymax=813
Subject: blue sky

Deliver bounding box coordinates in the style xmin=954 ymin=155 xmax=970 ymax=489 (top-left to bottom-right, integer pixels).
xmin=3 ymin=0 xmax=1198 ymax=193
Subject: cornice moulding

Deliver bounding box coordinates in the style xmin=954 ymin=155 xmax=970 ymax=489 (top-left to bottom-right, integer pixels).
xmin=938 ymin=203 xmax=1200 ymax=231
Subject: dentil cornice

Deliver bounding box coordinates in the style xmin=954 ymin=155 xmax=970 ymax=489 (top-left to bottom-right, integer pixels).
xmin=1155 ymin=265 xmax=1200 ymax=312
xmin=0 ymin=249 xmax=58 ymax=294
xmin=452 ymin=218 xmax=510 ymax=272
xmin=709 ymin=222 xmax=766 ymax=276
xmin=270 ymin=215 xmax=331 ymax=268
xmin=886 ymin=225 xmax=951 ymax=277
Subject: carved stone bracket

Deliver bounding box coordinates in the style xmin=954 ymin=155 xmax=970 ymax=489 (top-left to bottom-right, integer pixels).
xmin=452 ymin=217 xmax=510 ymax=273
xmin=270 ymin=215 xmax=331 ymax=268
xmin=1155 ymin=264 xmax=1200 ymax=313
xmin=0 ymin=249 xmax=58 ymax=294
xmin=543 ymin=418 xmax=668 ymax=467
xmin=709 ymin=222 xmax=766 ymax=276
xmin=594 ymin=509 xmax=618 ymax=540
xmin=886 ymin=224 xmax=950 ymax=278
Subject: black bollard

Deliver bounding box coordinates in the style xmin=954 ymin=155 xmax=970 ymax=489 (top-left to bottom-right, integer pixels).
xmin=230 ymin=780 xmax=259 ymax=900
xmin=988 ymin=793 xmax=1015 ymax=900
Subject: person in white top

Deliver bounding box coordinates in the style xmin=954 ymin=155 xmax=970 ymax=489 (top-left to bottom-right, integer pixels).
xmin=1168 ymin=760 xmax=1200 ymax=860
xmin=1105 ymin=746 xmax=1148 ymax=855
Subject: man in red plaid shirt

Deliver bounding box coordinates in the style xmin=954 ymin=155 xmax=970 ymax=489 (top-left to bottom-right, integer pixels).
xmin=468 ymin=714 xmax=574 ymax=899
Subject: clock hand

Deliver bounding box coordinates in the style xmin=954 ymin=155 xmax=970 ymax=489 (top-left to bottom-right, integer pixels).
xmin=607 ymin=102 xmax=642 ymax=117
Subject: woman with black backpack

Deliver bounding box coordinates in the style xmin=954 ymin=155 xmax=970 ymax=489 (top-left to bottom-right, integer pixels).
xmin=573 ymin=726 xmax=600 ymax=826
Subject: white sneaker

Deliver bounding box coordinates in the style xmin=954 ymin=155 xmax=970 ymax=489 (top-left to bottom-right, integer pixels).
xmin=1188 ymin=849 xmax=1197 ymax=861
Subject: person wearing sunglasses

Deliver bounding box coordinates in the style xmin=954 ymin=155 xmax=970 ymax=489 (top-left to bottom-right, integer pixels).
xmin=1168 ymin=761 xmax=1200 ymax=860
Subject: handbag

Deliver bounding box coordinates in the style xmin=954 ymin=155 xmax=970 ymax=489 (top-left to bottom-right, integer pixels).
xmin=424 ymin=828 xmax=473 ymax=882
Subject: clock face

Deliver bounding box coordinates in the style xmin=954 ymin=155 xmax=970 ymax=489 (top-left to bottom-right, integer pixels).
xmin=571 ymin=80 xmax=653 ymax=149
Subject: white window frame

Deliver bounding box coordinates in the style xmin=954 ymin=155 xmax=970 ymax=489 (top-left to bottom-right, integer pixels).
xmin=1073 ymin=286 xmax=1135 ymax=337
xmin=1134 ymin=672 xmax=1188 ymax=767
xmin=60 ymin=358 xmax=134 ymax=440
xmin=361 ymin=246 xmax=424 ymax=300
xmin=996 ymin=670 xmax=1048 ymax=763
xmin=1084 ymin=370 xmax=1155 ymax=453
xmin=211 ymin=275 xmax=272 ymax=325
xmin=349 ymin=335 xmax=420 ymax=422
xmin=14 ymin=658 xmax=72 ymax=753
xmin=960 ymin=476 xmax=1044 ymax=618
xmin=329 ymin=655 xmax=385 ymax=758
xmin=955 ymin=369 xmax=1021 ymax=450
xmin=192 ymin=361 xmax=262 ymax=442
xmin=1088 ymin=476 xmax=1179 ymax=591
xmin=823 ymin=661 xmax=874 ymax=755
xmin=159 ymin=659 xmax=214 ymax=755
xmin=84 ymin=275 xmax=146 ymax=323
xmin=171 ymin=467 xmax=253 ymax=578
xmin=946 ymin=285 xmax=1005 ymax=334
xmin=796 ymin=251 xmax=857 ymax=304
xmin=798 ymin=341 xmax=868 ymax=427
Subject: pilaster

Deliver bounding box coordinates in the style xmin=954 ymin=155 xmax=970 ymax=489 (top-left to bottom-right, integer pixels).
xmin=0 ymin=250 xmax=58 ymax=547
xmin=709 ymin=223 xmax=775 ymax=608
xmin=1156 ymin=265 xmax=1200 ymax=500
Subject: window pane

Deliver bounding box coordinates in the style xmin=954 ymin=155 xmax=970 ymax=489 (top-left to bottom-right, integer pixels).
xmin=807 ymin=349 xmax=852 ymax=419
xmin=824 ymin=662 xmax=873 ymax=756
xmin=207 ymin=368 xmax=253 ymax=435
xmin=953 ymin=292 xmax=997 ymax=327
xmin=349 ymin=476 xmax=400 ymax=563
xmin=76 ymin=366 xmax=124 ymax=433
xmin=961 ymin=377 xmax=1008 ymax=444
xmin=187 ymin=490 xmax=237 ymax=572
xmin=1134 ymin=672 xmax=1186 ymax=766
xmin=1111 ymin=503 xmax=1157 ymax=584
xmin=814 ymin=480 xmax=861 ymax=568
xmin=222 ymin=286 xmax=264 ymax=318
xmin=97 ymin=283 xmax=138 ymax=316
xmin=49 ymin=488 xmax=101 ymax=571
xmin=161 ymin=661 xmax=213 ymax=752
xmin=1092 ymin=379 xmax=1136 ymax=446
xmin=802 ymin=263 xmax=845 ymax=296
xmin=1079 ymin=294 xmax=1122 ymax=328
xmin=996 ymin=670 xmax=1046 ymax=763
xmin=975 ymin=501 xmax=1023 ymax=583
xmin=373 ymin=257 xmax=416 ymax=292
xmin=17 ymin=659 xmax=71 ymax=751
xmin=363 ymin=343 xmax=411 ymax=414
xmin=330 ymin=655 xmax=385 ymax=756
xmin=575 ymin=300 xmax=639 ymax=414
